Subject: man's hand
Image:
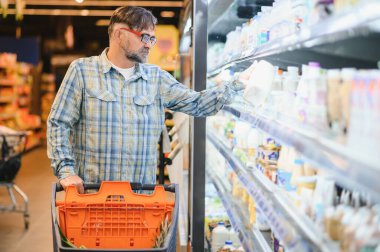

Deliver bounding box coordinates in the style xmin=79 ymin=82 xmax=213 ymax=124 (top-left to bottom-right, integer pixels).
xmin=59 ymin=175 xmax=84 ymax=194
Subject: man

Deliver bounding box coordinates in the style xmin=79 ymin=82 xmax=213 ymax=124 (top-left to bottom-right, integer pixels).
xmin=47 ymin=6 xmax=253 ymax=193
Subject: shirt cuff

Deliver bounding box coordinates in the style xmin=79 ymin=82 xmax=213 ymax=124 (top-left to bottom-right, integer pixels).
xmin=230 ymin=73 xmax=245 ymax=92
xmin=217 ymin=84 xmax=234 ymax=106
xmin=58 ymin=166 xmax=76 ymax=180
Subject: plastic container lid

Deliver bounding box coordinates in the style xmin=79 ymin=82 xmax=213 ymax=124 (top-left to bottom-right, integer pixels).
xmin=308 ymin=61 xmax=321 ymax=67
xmin=225 ymin=240 xmax=233 ymax=245
xmin=218 ymin=221 xmax=225 ymax=225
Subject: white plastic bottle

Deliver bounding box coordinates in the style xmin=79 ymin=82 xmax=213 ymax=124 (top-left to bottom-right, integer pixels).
xmin=259 ymin=7 xmax=272 ymax=45
xmin=307 ymin=62 xmax=329 ymax=131
xmin=211 ymin=222 xmax=230 ymax=252
xmin=222 ymin=240 xmax=236 ymax=250
xmin=283 ymin=66 xmax=299 ymax=92
xmin=294 ymin=64 xmax=309 ymax=125
xmin=282 ymin=66 xmax=299 ymax=121
xmin=229 ymin=228 xmax=241 ymax=247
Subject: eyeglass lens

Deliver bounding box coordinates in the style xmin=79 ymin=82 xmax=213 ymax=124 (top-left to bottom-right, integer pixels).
xmin=141 ymin=34 xmax=157 ymax=45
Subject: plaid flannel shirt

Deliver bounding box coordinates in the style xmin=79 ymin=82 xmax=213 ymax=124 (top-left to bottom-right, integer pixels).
xmin=47 ymin=48 xmax=240 ymax=184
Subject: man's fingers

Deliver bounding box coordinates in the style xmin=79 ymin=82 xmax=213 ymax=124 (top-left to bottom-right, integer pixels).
xmin=77 ymin=183 xmax=85 ymax=194
xmin=59 ymin=175 xmax=84 ymax=193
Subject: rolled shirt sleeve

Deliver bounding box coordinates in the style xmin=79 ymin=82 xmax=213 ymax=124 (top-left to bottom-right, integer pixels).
xmin=159 ymin=70 xmax=241 ymax=116
xmin=47 ymin=61 xmax=82 ymax=180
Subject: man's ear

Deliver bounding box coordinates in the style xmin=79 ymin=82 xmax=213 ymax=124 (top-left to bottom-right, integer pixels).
xmin=115 ymin=29 xmax=124 ymax=45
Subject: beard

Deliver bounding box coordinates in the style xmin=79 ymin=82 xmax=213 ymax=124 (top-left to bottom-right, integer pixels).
xmin=123 ymin=46 xmax=149 ymax=63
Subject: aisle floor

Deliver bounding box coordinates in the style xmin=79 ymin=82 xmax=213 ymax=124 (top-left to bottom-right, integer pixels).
xmin=0 ymin=147 xmax=56 ymax=252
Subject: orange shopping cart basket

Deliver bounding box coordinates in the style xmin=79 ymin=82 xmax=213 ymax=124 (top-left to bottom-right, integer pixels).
xmin=51 ymin=181 xmax=178 ymax=252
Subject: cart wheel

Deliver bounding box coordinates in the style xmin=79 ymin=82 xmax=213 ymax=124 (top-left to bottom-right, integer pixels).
xmin=24 ymin=215 xmax=29 ymax=230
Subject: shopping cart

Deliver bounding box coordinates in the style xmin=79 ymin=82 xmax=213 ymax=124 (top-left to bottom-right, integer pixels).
xmin=0 ymin=131 xmax=29 ymax=229
xmin=52 ymin=182 xmax=179 ymax=252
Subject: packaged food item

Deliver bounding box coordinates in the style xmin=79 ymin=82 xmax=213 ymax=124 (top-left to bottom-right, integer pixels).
xmin=262 ymin=161 xmax=278 ymax=183
xmin=303 ymin=163 xmax=317 ymax=176
xmin=340 ymin=68 xmax=356 ymax=133
xmin=308 ymin=62 xmax=329 ymax=131
xmin=248 ymin=197 xmax=256 ymax=225
xmin=290 ymin=159 xmax=305 ymax=187
xmin=296 ymin=175 xmax=317 ymax=195
xmin=294 ymin=64 xmax=309 ymax=124
xmin=327 ymin=69 xmax=342 ymax=133
xmin=277 ymin=168 xmax=296 ymax=191
xmin=258 ymin=144 xmax=280 ymax=161
xmin=244 ymin=60 xmax=275 ymax=107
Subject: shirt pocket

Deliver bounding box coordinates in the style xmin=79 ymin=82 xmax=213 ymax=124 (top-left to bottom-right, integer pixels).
xmin=133 ymin=95 xmax=154 ymax=106
xmin=132 ymin=95 xmax=155 ymax=122
xmin=84 ymin=89 xmax=119 ymax=153
xmin=85 ymin=89 xmax=116 ymax=124
xmin=132 ymin=94 xmax=163 ymax=142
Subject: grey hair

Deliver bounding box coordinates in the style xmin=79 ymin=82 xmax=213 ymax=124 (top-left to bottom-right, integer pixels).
xmin=108 ymin=6 xmax=157 ymax=38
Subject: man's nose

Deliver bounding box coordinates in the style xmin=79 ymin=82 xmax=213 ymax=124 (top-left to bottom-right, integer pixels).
xmin=144 ymin=43 xmax=153 ymax=49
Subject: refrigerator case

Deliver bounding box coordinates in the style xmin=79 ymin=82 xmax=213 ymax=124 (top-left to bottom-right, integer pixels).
xmin=204 ymin=0 xmax=380 ymax=251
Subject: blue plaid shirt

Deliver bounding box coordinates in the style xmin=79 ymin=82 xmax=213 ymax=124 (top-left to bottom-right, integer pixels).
xmin=47 ymin=48 xmax=240 ymax=184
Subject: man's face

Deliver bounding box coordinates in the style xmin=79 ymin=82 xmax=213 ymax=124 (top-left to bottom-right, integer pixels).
xmin=118 ymin=26 xmax=155 ymax=63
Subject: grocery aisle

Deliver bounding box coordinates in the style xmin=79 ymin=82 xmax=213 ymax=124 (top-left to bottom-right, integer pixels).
xmin=0 ymin=147 xmax=55 ymax=252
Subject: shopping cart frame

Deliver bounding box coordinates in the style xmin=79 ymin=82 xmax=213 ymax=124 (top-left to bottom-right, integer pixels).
xmin=51 ymin=182 xmax=179 ymax=252
xmin=0 ymin=132 xmax=29 ymax=229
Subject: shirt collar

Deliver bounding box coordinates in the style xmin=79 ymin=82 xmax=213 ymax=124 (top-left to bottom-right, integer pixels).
xmin=100 ymin=48 xmax=112 ymax=74
xmin=100 ymin=48 xmax=148 ymax=81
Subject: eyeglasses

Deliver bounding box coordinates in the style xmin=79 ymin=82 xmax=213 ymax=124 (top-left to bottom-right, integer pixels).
xmin=119 ymin=27 xmax=157 ymax=46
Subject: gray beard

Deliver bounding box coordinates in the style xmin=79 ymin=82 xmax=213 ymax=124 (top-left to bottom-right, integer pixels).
xmin=125 ymin=48 xmax=149 ymax=63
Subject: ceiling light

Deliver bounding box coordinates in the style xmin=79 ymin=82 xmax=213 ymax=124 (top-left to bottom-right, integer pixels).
xmin=52 ymin=9 xmax=60 ymax=15
xmin=7 ymin=8 xmax=115 ymax=16
xmin=80 ymin=9 xmax=89 ymax=16
xmin=160 ymin=11 xmax=175 ymax=18
xmin=8 ymin=0 xmax=183 ymax=7
xmin=96 ymin=19 xmax=109 ymax=26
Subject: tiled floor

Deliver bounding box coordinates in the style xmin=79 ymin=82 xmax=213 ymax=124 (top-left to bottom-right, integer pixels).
xmin=0 ymin=147 xmax=56 ymax=252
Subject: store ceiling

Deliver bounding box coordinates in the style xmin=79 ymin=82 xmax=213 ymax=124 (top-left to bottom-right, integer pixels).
xmin=0 ymin=0 xmax=184 ymax=63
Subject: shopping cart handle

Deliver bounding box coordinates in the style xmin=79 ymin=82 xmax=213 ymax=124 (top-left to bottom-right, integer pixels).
xmin=55 ymin=183 xmax=100 ymax=192
xmin=55 ymin=182 xmax=176 ymax=192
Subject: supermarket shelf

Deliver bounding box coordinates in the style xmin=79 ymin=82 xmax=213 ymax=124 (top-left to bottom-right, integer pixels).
xmin=208 ymin=0 xmax=245 ymax=35
xmin=208 ymin=0 xmax=272 ymax=35
xmin=207 ymin=1 xmax=380 ymax=76
xmin=222 ymin=105 xmax=380 ymax=203
xmin=0 ymin=97 xmax=16 ymax=103
xmin=205 ymin=168 xmax=272 ymax=252
xmin=0 ymin=82 xmax=17 ymax=87
xmin=207 ymin=130 xmax=336 ymax=252
xmin=0 ymin=113 xmax=16 ymax=121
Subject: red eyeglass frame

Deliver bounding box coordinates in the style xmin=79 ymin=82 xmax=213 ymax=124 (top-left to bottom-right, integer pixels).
xmin=119 ymin=27 xmax=143 ymax=37
xmin=118 ymin=27 xmax=156 ymax=45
